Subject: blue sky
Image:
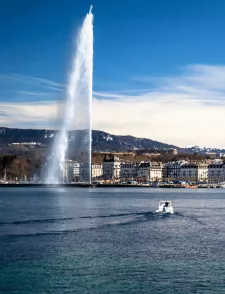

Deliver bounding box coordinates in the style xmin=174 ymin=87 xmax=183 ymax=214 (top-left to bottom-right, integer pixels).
xmin=1 ymin=0 xmax=225 ymax=147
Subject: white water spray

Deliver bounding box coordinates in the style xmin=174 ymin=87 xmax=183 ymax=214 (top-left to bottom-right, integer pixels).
xmin=46 ymin=7 xmax=93 ymax=184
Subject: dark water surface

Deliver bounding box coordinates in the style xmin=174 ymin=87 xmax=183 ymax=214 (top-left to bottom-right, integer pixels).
xmin=0 ymin=188 xmax=225 ymax=293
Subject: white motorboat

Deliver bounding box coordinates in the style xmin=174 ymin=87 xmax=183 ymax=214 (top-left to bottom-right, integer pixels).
xmin=156 ymin=201 xmax=174 ymax=214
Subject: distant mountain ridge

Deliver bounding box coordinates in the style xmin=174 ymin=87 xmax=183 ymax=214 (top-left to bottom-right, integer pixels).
xmin=91 ymin=130 xmax=178 ymax=151
xmin=0 ymin=127 xmax=224 ymax=153
xmin=0 ymin=127 xmax=177 ymax=151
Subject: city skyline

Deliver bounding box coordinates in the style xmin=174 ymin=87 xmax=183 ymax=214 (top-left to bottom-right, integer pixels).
xmin=1 ymin=0 xmax=225 ymax=147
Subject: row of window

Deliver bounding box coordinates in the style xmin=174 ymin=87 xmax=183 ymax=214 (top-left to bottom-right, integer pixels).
xmin=209 ymin=171 xmax=223 ymax=175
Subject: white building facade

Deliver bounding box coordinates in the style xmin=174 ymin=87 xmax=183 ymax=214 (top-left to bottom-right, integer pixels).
xmin=73 ymin=162 xmax=80 ymax=180
xmin=137 ymin=161 xmax=162 ymax=182
xmin=197 ymin=164 xmax=209 ymax=182
xmin=91 ymin=163 xmax=103 ymax=179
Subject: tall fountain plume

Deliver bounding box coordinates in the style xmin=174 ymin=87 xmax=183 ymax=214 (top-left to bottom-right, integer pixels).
xmin=46 ymin=6 xmax=93 ymax=184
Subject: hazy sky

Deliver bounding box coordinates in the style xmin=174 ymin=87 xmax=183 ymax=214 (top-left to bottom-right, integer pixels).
xmin=1 ymin=0 xmax=225 ymax=147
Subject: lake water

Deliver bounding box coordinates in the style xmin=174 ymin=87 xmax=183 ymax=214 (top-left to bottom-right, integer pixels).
xmin=0 ymin=188 xmax=225 ymax=293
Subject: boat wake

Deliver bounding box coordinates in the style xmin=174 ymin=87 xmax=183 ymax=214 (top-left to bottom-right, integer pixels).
xmin=0 ymin=211 xmax=204 ymax=238
xmin=80 ymin=211 xmax=154 ymax=219
xmin=0 ymin=217 xmax=74 ymax=226
xmin=175 ymin=212 xmax=205 ymax=225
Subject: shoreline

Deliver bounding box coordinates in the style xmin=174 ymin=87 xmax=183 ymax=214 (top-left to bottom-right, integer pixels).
xmin=0 ymin=183 xmax=184 ymax=188
xmin=0 ymin=183 xmax=221 ymax=188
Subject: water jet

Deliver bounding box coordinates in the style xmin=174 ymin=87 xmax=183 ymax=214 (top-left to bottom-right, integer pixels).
xmin=46 ymin=7 xmax=93 ymax=184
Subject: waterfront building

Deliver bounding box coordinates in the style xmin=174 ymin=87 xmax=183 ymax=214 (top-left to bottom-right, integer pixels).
xmin=91 ymin=163 xmax=103 ymax=179
xmin=137 ymin=162 xmax=150 ymax=182
xmin=102 ymin=155 xmax=121 ymax=180
xmin=208 ymin=163 xmax=224 ymax=183
xmin=180 ymin=163 xmax=208 ymax=182
xmin=197 ymin=163 xmax=209 ymax=182
xmin=180 ymin=163 xmax=197 ymax=182
xmin=162 ymin=161 xmax=187 ymax=181
xmin=137 ymin=161 xmax=162 ymax=182
xmin=79 ymin=163 xmax=90 ymax=182
xmin=63 ymin=160 xmax=79 ymax=182
xmin=149 ymin=162 xmax=162 ymax=181
xmin=120 ymin=162 xmax=138 ymax=180
xmin=79 ymin=163 xmax=103 ymax=182
xmin=73 ymin=162 xmax=80 ymax=181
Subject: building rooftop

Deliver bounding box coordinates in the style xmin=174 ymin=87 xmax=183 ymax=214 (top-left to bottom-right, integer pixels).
xmin=138 ymin=162 xmax=150 ymax=168
xmin=103 ymin=155 xmax=120 ymax=162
